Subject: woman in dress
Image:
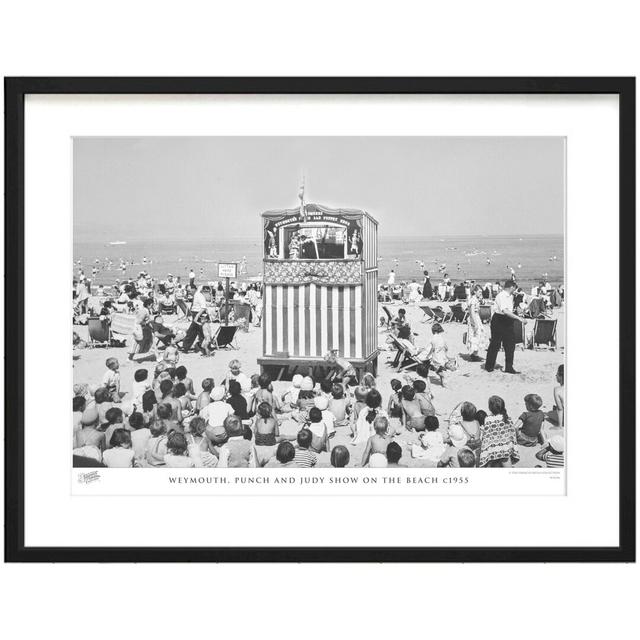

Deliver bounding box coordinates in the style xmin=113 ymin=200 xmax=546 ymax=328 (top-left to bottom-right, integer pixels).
xmin=467 ymin=284 xmax=488 ymax=362
xmin=128 ymin=296 xmax=155 ymax=361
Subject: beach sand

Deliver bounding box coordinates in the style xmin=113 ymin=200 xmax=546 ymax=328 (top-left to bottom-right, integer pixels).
xmin=73 ymin=302 xmax=565 ymax=468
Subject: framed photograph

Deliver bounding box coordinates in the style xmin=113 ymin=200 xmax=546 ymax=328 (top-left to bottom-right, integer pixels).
xmin=4 ymin=77 xmax=635 ymax=562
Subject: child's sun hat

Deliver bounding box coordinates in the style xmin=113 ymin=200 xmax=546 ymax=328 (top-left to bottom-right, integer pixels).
xmin=549 ymin=435 xmax=565 ymax=453
xmin=211 ymin=387 xmax=226 ymax=402
xmin=369 ymin=453 xmax=388 ymax=468
xmin=449 ymin=423 xmax=468 ymax=449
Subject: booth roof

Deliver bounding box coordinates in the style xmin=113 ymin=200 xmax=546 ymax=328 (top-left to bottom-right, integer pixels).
xmin=261 ymin=202 xmax=377 ymax=225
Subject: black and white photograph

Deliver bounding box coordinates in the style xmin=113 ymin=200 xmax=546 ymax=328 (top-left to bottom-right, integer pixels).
xmin=5 ymin=76 xmax=633 ymax=562
xmin=71 ymin=136 xmax=566 ymax=479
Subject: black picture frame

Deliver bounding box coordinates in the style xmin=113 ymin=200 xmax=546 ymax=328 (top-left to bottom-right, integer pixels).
xmin=4 ymin=77 xmax=635 ymax=563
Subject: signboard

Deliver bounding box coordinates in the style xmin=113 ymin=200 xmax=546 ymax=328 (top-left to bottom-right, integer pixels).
xmin=218 ymin=263 xmax=237 ymax=279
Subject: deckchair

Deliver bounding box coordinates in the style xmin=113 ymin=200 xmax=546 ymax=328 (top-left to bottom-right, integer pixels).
xmin=532 ymin=318 xmax=557 ymax=350
xmin=381 ymin=305 xmax=395 ymax=329
xmin=432 ymin=306 xmax=453 ymax=323
xmin=387 ymin=335 xmax=423 ymax=372
xmin=234 ymin=303 xmax=252 ymax=325
xmin=449 ymin=303 xmax=468 ymax=323
xmin=87 ymin=317 xmax=111 ymax=347
xmin=158 ymin=300 xmax=177 ymax=315
xmin=419 ymin=304 xmax=436 ymax=323
xmin=211 ymin=325 xmax=239 ymax=350
xmin=510 ymin=318 xmax=527 ymax=351
xmin=419 ymin=305 xmax=452 ymax=324
xmin=110 ymin=313 xmax=137 ymax=336
xmin=523 ymin=297 xmax=547 ymax=319
xmin=478 ymin=304 xmax=493 ymax=324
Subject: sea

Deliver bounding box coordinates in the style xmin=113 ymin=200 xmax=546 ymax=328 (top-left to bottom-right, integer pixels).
xmin=74 ymin=234 xmax=564 ymax=291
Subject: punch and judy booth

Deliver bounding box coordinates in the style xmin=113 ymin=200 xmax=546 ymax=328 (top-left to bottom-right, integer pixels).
xmin=259 ymin=202 xmax=379 ymax=379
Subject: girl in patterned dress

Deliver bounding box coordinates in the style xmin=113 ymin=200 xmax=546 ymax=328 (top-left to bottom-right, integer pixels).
xmin=478 ymin=395 xmax=520 ymax=468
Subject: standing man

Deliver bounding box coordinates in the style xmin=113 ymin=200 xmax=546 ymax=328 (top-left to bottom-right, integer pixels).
xmin=485 ymin=280 xmax=525 ymax=374
xmin=422 ymin=270 xmax=433 ymax=300
xmin=189 ymin=268 xmax=196 ymax=288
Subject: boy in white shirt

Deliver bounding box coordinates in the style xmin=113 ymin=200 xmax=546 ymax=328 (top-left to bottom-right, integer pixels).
xmin=102 ymin=357 xmax=121 ymax=403
xmin=313 ymin=396 xmax=336 ymax=437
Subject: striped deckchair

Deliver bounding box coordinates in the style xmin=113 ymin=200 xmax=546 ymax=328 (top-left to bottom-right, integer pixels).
xmin=110 ymin=313 xmax=137 ymax=336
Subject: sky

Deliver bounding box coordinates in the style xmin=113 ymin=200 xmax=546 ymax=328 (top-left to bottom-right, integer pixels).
xmin=74 ymin=136 xmax=565 ymax=242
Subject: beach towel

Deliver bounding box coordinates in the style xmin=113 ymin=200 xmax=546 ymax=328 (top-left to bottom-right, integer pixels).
xmin=110 ymin=313 xmax=137 ymax=335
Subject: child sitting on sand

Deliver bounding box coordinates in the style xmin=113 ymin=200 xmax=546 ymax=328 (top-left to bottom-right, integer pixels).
xmin=352 ymin=389 xmax=386 ymax=445
xmin=102 ymin=429 xmax=136 ymax=468
xmin=478 ymin=396 xmax=519 ymax=468
xmin=226 ymin=380 xmax=254 ymax=421
xmin=361 ymin=416 xmax=391 ymax=467
xmin=224 ymin=359 xmax=251 ymax=393
xmin=163 ymin=343 xmax=180 ymax=368
xmin=361 ymin=372 xmax=377 ymax=390
xmin=201 ymin=386 xmax=233 ymax=428
xmin=163 ymin=431 xmax=196 ymax=468
xmin=265 ymin=441 xmax=296 ymax=468
xmin=401 ymin=385 xmax=426 ymax=431
xmin=129 ymin=411 xmax=151 ymax=460
xmin=173 ymin=383 xmax=194 ymax=420
xmin=307 ymin=407 xmax=330 ymax=453
xmin=282 ymin=374 xmax=304 ymax=407
xmin=330 ymin=445 xmax=350 ymax=468
xmin=386 ymin=441 xmax=406 ymax=468
xmin=350 ymin=386 xmax=368 ymax=436
xmin=218 ymin=415 xmax=254 ymax=468
xmin=251 ymin=373 xmax=282 ymax=413
xmin=196 ymin=378 xmax=214 ymax=412
xmin=131 ymin=369 xmax=151 ymax=411
xmin=72 ymin=396 xmax=86 ymax=444
xmin=175 ymin=365 xmax=196 ymax=399
xmin=185 ymin=416 xmax=218 ymax=467
xmin=546 ymin=364 xmax=565 ymax=427
xmin=313 ymin=396 xmax=336 ymax=437
xmin=328 ymin=383 xmax=351 ymax=427
xmin=318 ymin=379 xmax=333 ymax=399
xmin=296 ymin=377 xmax=316 ymax=411
xmin=413 ymin=379 xmax=436 ymax=417
xmin=411 ymin=416 xmax=446 ymax=462
xmin=437 ymin=423 xmax=469 ymax=467
xmin=102 ymin=407 xmax=125 ymax=450
xmin=102 ymin=357 xmax=121 ymax=403
xmin=514 ymin=393 xmax=545 ymax=446
xmin=252 ymin=402 xmax=279 ymax=466
xmin=535 ymin=435 xmax=565 ymax=468
xmin=293 ymin=429 xmax=317 ymax=468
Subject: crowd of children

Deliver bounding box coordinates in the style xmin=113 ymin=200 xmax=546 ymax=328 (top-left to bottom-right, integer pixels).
xmin=73 ymin=354 xmax=565 ymax=469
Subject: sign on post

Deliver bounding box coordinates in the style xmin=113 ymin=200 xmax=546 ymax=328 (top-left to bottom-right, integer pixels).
xmin=217 ymin=263 xmax=237 ymax=325
xmin=218 ymin=263 xmax=237 ymax=279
